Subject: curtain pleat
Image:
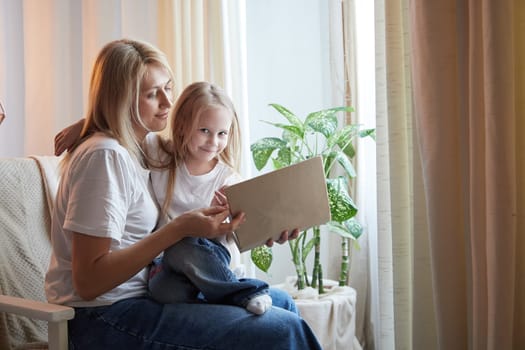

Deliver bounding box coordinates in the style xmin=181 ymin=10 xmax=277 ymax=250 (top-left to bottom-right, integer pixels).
xmin=373 ymin=0 xmax=396 ymax=347
xmin=515 ymin=0 xmax=525 ymax=346
xmin=22 ymin=0 xmax=57 ymax=154
xmin=157 ymin=0 xmax=206 ymax=94
xmin=410 ymin=0 xmax=525 ymax=348
xmin=337 ymin=1 xmax=372 ymax=348
xmin=411 ymin=3 xmax=469 ymax=349
xmin=374 ymin=0 xmax=438 ymax=348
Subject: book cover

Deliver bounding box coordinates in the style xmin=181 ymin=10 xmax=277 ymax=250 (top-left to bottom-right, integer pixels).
xmin=225 ymin=156 xmax=331 ymax=252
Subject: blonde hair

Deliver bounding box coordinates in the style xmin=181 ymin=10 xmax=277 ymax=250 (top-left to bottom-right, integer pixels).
xmin=65 ymin=38 xmax=173 ymax=166
xmin=160 ymin=81 xmax=242 ymax=214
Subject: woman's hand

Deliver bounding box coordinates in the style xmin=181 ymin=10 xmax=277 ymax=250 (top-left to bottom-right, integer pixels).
xmin=55 ymin=118 xmax=85 ymax=156
xmin=169 ymin=202 xmax=298 ymax=247
xmin=265 ymin=228 xmax=300 ymax=247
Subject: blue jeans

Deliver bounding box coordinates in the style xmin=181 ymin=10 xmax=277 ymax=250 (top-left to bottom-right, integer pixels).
xmin=68 ymin=289 xmax=322 ymax=349
xmin=148 ymin=237 xmax=269 ymax=307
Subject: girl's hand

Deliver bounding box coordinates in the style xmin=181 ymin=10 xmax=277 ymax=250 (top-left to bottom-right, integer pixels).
xmin=265 ymin=228 xmax=300 ymax=247
xmin=210 ymin=187 xmax=228 ymax=207
xmin=55 ymin=118 xmax=85 ymax=156
xmin=168 ymin=206 xmax=245 ymax=240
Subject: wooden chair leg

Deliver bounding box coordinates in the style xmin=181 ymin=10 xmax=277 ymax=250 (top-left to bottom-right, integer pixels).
xmin=47 ymin=321 xmax=69 ymax=350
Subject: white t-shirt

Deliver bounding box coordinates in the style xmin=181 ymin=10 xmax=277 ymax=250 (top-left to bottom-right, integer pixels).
xmin=45 ymin=133 xmax=159 ymax=307
xmin=146 ymin=134 xmax=243 ymax=268
xmin=151 ymin=161 xmax=242 ymax=219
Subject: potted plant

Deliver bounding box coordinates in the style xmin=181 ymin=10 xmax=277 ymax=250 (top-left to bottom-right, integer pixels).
xmin=250 ymin=103 xmax=375 ymax=294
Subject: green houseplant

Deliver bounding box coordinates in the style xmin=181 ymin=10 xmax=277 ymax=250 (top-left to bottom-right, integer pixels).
xmin=250 ymin=103 xmax=375 ymax=294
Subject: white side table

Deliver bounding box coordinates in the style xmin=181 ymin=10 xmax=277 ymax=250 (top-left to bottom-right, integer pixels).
xmin=275 ymin=278 xmax=361 ymax=350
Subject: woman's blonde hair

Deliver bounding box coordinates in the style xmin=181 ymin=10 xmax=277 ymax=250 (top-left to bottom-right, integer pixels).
xmin=66 ymin=38 xmax=173 ymax=166
xmin=160 ymin=81 xmax=242 ymax=214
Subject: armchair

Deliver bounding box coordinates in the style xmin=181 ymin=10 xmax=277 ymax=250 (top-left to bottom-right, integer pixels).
xmin=0 ymin=157 xmax=74 ymax=350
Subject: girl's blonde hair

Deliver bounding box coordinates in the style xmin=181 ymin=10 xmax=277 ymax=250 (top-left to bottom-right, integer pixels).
xmin=65 ymin=38 xmax=173 ymax=166
xmin=160 ymin=81 xmax=242 ymax=215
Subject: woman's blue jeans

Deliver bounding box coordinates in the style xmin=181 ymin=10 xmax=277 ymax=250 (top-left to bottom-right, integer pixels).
xmin=68 ymin=288 xmax=322 ymax=349
xmin=148 ymin=237 xmax=269 ymax=307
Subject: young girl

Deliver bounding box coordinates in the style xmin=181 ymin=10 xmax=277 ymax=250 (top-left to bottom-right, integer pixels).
xmin=146 ymin=81 xmax=273 ymax=314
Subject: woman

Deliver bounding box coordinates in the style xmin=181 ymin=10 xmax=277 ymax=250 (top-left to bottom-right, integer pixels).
xmin=45 ymin=39 xmax=321 ymax=349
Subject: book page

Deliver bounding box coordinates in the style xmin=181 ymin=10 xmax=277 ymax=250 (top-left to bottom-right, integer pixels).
xmin=225 ymin=156 xmax=331 ymax=252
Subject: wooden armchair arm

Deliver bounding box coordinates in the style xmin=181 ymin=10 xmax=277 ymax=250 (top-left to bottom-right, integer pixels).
xmin=0 ymin=294 xmax=74 ymax=350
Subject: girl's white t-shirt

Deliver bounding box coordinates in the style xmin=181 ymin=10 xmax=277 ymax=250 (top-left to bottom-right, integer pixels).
xmin=146 ymin=134 xmax=244 ymax=269
xmin=45 ymin=133 xmax=159 ymax=307
xmin=151 ymin=160 xmax=242 ymax=219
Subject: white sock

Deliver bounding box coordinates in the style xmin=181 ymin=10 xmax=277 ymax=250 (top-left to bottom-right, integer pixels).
xmin=246 ymin=294 xmax=272 ymax=315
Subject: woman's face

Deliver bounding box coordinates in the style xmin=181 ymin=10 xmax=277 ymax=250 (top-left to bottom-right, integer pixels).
xmin=135 ymin=63 xmax=173 ymax=139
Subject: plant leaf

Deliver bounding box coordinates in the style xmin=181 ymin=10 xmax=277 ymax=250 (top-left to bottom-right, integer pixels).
xmin=323 ymin=150 xmax=357 ymax=178
xmin=325 ymin=218 xmax=363 ymax=240
xmin=307 ymin=106 xmax=353 ymax=121
xmin=274 ymin=147 xmax=292 ymax=168
xmin=331 ymin=124 xmax=359 ymax=156
xmin=326 ymin=177 xmax=358 ymax=222
xmin=305 ymin=111 xmax=338 ymax=138
xmin=326 ymin=221 xmax=355 ymax=239
xmin=262 ymin=121 xmax=304 ymax=139
xmin=343 ymin=218 xmax=363 ymax=239
xmin=250 ymin=137 xmax=287 ymax=170
xmin=334 ymin=151 xmax=357 ymax=178
xmin=269 ymin=103 xmax=304 ymax=129
xmin=306 ymin=106 xmax=353 ymax=136
xmin=341 ymin=142 xmax=356 ymax=159
xmin=333 ymin=126 xmax=376 ymax=158
xmin=323 ymin=152 xmax=335 ymax=175
xmin=359 ymin=128 xmax=376 ymax=140
xmin=251 ymin=246 xmax=273 ymax=272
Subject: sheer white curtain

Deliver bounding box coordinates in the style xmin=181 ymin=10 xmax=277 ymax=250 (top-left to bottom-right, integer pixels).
xmin=0 ymin=0 xmax=158 ymax=157
xmin=328 ymin=1 xmax=378 ymax=349
xmin=338 ymin=0 xmax=438 ymax=348
xmin=157 ymin=0 xmax=251 ymax=176
xmin=373 ymin=1 xmax=438 ymax=349
xmin=0 ymin=0 xmax=250 ymax=176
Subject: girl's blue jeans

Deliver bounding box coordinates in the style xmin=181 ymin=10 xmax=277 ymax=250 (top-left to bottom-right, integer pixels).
xmin=148 ymin=237 xmax=269 ymax=306
xmin=68 ymin=288 xmax=322 ymax=349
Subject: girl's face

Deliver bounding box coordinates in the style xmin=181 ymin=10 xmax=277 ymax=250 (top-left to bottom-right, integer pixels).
xmin=135 ymin=63 xmax=173 ymax=139
xmin=186 ymin=106 xmax=233 ymax=167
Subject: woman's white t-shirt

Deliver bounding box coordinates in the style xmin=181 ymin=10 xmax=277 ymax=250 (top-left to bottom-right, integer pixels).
xmin=45 ymin=134 xmax=159 ymax=307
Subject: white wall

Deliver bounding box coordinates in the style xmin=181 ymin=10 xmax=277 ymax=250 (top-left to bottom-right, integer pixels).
xmin=245 ymin=0 xmax=333 ymax=285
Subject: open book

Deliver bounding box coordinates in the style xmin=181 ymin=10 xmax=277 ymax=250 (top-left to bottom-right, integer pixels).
xmin=225 ymin=156 xmax=331 ymax=252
